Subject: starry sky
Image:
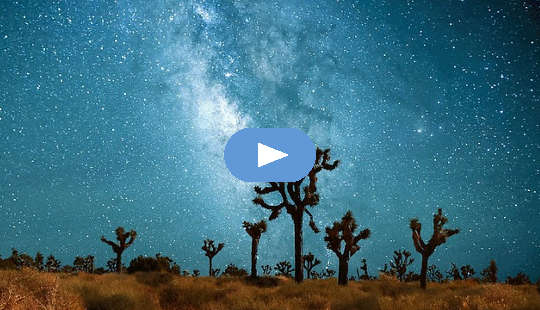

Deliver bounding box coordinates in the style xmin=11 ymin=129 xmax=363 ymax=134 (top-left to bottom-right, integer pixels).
xmin=1 ymin=0 xmax=539 ymax=279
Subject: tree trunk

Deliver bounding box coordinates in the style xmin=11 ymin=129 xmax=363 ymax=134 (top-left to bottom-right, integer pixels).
xmin=420 ymin=254 xmax=429 ymax=289
xmin=116 ymin=252 xmax=122 ymax=273
xmin=209 ymin=257 xmax=213 ymax=277
xmin=338 ymin=257 xmax=349 ymax=285
xmin=306 ymin=266 xmax=311 ymax=279
xmin=251 ymin=238 xmax=259 ymax=277
xmin=293 ymin=214 xmax=304 ymax=283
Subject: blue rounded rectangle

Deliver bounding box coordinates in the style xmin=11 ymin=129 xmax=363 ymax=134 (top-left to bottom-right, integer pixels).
xmin=224 ymin=128 xmax=316 ymax=182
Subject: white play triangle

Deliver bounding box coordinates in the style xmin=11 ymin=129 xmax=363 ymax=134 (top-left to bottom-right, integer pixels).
xmin=258 ymin=143 xmax=288 ymax=167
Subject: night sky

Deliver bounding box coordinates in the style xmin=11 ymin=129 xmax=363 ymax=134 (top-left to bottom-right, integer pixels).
xmin=1 ymin=1 xmax=539 ymax=279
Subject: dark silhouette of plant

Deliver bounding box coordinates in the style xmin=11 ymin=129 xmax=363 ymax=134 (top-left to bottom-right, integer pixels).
xmin=460 ymin=265 xmax=475 ymax=279
xmin=19 ymin=253 xmax=34 ymax=268
xmin=34 ymin=252 xmax=44 ymax=271
xmin=106 ymin=257 xmax=121 ymax=272
xmin=261 ymin=264 xmax=272 ymax=276
xmin=405 ymin=271 xmax=421 ymax=282
xmin=427 ymin=265 xmax=444 ymax=283
xmin=243 ymin=220 xmax=267 ymax=277
xmin=302 ymin=252 xmax=321 ymax=279
xmin=447 ymin=263 xmax=462 ymax=280
xmin=182 ymin=270 xmax=191 ymax=277
xmin=193 ymin=270 xmax=200 ymax=277
xmin=310 ymin=270 xmax=321 ymax=279
xmin=127 ymin=253 xmax=177 ymax=273
xmin=73 ymin=255 xmax=95 ymax=273
xmin=202 ymin=239 xmax=224 ymax=277
xmin=410 ymin=208 xmax=459 ymax=289
xmin=324 ymin=210 xmax=370 ymax=285
xmin=506 ymin=272 xmax=531 ymax=285
xmin=222 ymin=263 xmax=248 ymax=277
xmin=322 ymin=268 xmax=336 ymax=279
xmin=101 ymin=227 xmax=137 ymax=273
xmin=212 ymin=268 xmax=221 ymax=277
xmin=389 ymin=250 xmax=415 ymax=282
xmin=274 ymin=261 xmax=293 ymax=277
xmin=253 ymin=148 xmax=339 ymax=283
xmin=358 ymin=258 xmax=370 ymax=280
xmin=480 ymin=260 xmax=497 ymax=283
xmin=45 ymin=255 xmax=61 ymax=272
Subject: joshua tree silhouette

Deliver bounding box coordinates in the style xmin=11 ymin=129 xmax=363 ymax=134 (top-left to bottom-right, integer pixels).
xmin=34 ymin=252 xmax=44 ymax=271
xmin=481 ymin=260 xmax=497 ymax=283
xmin=242 ymin=220 xmax=267 ymax=277
xmin=358 ymin=258 xmax=370 ymax=280
xmin=274 ymin=260 xmax=294 ymax=277
xmin=202 ymin=239 xmax=224 ymax=277
xmin=389 ymin=250 xmax=415 ymax=281
xmin=460 ymin=264 xmax=475 ymax=279
xmin=324 ymin=210 xmax=370 ymax=285
xmin=253 ymin=148 xmax=339 ymax=283
xmin=100 ymin=227 xmax=137 ymax=273
xmin=302 ymin=252 xmax=321 ymax=279
xmin=410 ymin=208 xmax=459 ymax=289
xmin=261 ymin=264 xmax=272 ymax=276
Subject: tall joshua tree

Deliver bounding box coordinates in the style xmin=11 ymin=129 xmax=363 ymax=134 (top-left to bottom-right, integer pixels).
xmin=253 ymin=148 xmax=339 ymax=283
xmin=410 ymin=208 xmax=459 ymax=289
xmin=324 ymin=210 xmax=370 ymax=285
xmin=101 ymin=227 xmax=137 ymax=273
xmin=202 ymin=239 xmax=224 ymax=277
xmin=243 ymin=220 xmax=267 ymax=277
xmin=303 ymin=252 xmax=321 ymax=279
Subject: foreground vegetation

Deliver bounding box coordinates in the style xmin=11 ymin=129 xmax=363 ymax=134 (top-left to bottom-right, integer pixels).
xmin=1 ymin=269 xmax=539 ymax=310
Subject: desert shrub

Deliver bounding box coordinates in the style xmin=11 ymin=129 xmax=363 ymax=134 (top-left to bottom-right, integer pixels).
xmin=506 ymin=272 xmax=531 ymax=285
xmin=127 ymin=254 xmax=177 ymax=274
xmin=221 ymin=263 xmax=248 ymax=277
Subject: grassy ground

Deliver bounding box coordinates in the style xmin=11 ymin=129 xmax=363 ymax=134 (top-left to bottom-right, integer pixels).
xmin=1 ymin=269 xmax=539 ymax=310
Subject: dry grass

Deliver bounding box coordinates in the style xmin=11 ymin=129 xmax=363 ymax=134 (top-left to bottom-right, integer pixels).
xmin=0 ymin=269 xmax=539 ymax=310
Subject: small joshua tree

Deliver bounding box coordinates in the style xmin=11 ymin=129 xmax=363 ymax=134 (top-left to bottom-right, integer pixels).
xmin=460 ymin=265 xmax=475 ymax=279
xmin=324 ymin=210 xmax=370 ymax=285
xmin=410 ymin=208 xmax=459 ymax=289
xmin=202 ymin=239 xmax=224 ymax=277
xmin=193 ymin=269 xmax=200 ymax=277
xmin=358 ymin=258 xmax=370 ymax=280
xmin=243 ymin=220 xmax=267 ymax=277
xmin=261 ymin=264 xmax=272 ymax=276
xmin=427 ymin=265 xmax=444 ymax=283
xmin=253 ymin=148 xmax=339 ymax=283
xmin=389 ymin=250 xmax=415 ymax=282
xmin=45 ymin=255 xmax=61 ymax=272
xmin=274 ymin=261 xmax=294 ymax=277
xmin=302 ymin=252 xmax=321 ymax=279
xmin=34 ymin=252 xmax=44 ymax=271
xmin=101 ymin=227 xmax=137 ymax=273
xmin=480 ymin=260 xmax=497 ymax=283
xmin=447 ymin=263 xmax=462 ymax=280
xmin=322 ymin=268 xmax=336 ymax=278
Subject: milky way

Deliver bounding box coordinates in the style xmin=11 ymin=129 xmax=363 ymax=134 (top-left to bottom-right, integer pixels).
xmin=1 ymin=1 xmax=538 ymax=278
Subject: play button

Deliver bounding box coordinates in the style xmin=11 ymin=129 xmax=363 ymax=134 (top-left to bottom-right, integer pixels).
xmin=258 ymin=143 xmax=288 ymax=167
xmin=224 ymin=128 xmax=315 ymax=182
